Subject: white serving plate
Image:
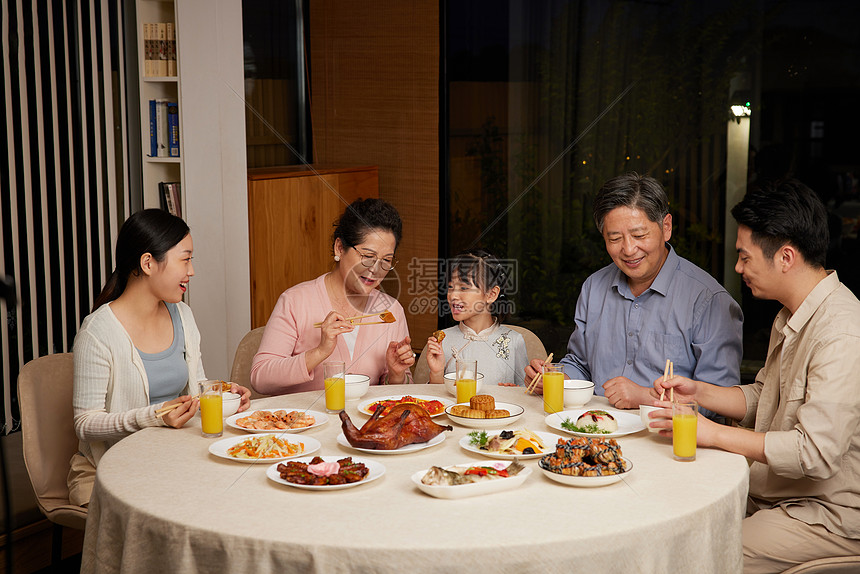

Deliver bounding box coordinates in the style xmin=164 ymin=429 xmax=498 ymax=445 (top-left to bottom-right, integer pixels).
xmin=357 ymin=395 xmax=453 ymax=418
xmin=539 ymin=457 xmax=632 ymax=487
xmin=411 ymin=461 xmax=532 ymax=499
xmin=225 ymin=409 xmax=328 ymax=434
xmin=544 ymin=408 xmax=645 ymax=438
xmin=444 ymin=402 xmax=525 ymax=429
xmin=336 ymin=432 xmax=446 ymax=455
xmin=458 ymin=430 xmax=564 ymax=460
xmin=266 ymin=456 xmax=385 ymax=491
xmin=208 ymin=434 xmax=320 ymax=463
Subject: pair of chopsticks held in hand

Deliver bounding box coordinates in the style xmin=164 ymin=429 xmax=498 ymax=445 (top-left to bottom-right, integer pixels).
xmin=154 ymin=380 xmax=230 ymax=418
xmin=659 ymin=359 xmax=675 ymax=402
xmin=312 ymin=310 xmax=396 ymax=328
xmin=525 ymin=353 xmax=554 ymax=394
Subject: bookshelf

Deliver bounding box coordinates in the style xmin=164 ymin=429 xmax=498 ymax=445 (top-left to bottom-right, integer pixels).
xmin=136 ymin=0 xmax=182 ymax=213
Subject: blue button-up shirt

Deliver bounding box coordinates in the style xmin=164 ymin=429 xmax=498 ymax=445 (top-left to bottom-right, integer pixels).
xmin=560 ymin=245 xmax=743 ymax=409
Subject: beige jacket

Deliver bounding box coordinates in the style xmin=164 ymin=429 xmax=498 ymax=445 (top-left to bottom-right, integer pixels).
xmin=740 ymin=271 xmax=860 ymax=538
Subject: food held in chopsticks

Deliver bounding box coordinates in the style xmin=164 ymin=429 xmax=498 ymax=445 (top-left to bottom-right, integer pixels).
xmin=339 ymin=403 xmax=453 ymax=450
xmin=431 ymin=329 xmax=445 ymax=342
xmin=277 ymin=456 xmax=369 ymax=485
xmin=449 ymin=395 xmax=510 ymax=419
xmin=421 ymin=460 xmax=525 ymax=486
xmin=469 ymin=429 xmax=545 ymax=455
xmin=365 ymin=395 xmax=446 ymax=417
xmin=561 ymin=410 xmax=618 ymax=434
xmin=226 ymin=435 xmax=305 ymax=459
xmin=235 ymin=410 xmax=316 ymax=430
xmin=539 ymin=437 xmax=627 ymax=477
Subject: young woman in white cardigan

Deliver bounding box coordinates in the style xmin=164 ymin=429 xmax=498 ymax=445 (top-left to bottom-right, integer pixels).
xmin=68 ymin=209 xmax=251 ymax=505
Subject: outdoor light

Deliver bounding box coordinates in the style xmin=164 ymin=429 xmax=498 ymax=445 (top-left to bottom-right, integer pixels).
xmin=731 ymin=103 xmax=751 ymax=118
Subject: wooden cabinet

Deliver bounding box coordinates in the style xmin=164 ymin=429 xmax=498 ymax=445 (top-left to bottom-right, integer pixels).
xmin=247 ymin=165 xmax=379 ymax=327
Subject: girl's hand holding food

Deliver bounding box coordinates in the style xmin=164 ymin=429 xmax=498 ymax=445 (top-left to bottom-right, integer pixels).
xmin=426 ymin=335 xmax=445 ymax=383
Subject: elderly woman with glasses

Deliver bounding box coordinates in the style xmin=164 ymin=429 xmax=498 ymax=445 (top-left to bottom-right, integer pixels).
xmin=251 ymin=198 xmax=414 ymax=395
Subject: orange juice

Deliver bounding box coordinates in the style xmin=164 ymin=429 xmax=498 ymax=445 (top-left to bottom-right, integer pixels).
xmin=542 ymin=372 xmax=564 ymax=413
xmin=673 ymin=414 xmax=697 ymax=460
xmin=456 ymin=378 xmax=477 ymax=404
xmin=200 ymin=393 xmax=223 ymax=436
xmin=324 ymin=376 xmax=345 ymax=412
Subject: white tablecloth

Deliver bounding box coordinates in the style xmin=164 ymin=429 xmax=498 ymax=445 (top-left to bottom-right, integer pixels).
xmin=81 ymin=385 xmax=749 ymax=573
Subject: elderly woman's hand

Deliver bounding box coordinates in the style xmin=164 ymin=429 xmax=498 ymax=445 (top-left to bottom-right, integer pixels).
xmin=385 ymin=336 xmax=415 ymax=384
xmin=316 ymin=311 xmax=354 ymax=358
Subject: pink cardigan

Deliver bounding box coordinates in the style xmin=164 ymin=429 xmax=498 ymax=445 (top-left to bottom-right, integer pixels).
xmin=250 ymin=275 xmax=411 ymax=395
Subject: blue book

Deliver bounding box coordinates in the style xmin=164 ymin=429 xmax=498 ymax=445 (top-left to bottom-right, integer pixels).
xmin=148 ymin=99 xmax=157 ymax=157
xmin=167 ymin=101 xmax=179 ymax=157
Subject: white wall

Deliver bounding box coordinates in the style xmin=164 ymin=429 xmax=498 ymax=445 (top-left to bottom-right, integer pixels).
xmin=176 ymin=0 xmax=250 ymax=379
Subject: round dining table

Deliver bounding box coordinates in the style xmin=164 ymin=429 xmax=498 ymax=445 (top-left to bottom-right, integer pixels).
xmin=81 ymin=384 xmax=749 ymax=574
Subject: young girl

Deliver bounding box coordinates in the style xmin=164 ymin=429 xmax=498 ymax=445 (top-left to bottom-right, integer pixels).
xmin=425 ymin=249 xmax=529 ymax=386
xmin=69 ymin=209 xmax=251 ymax=505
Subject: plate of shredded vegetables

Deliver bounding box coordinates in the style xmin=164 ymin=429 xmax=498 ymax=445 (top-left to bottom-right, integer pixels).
xmin=208 ymin=434 xmax=320 ymax=463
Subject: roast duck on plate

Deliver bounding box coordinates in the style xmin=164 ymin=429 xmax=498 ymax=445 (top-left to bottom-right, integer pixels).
xmin=340 ymin=403 xmax=453 ymax=450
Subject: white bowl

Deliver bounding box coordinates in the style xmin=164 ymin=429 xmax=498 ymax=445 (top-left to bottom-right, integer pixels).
xmin=638 ymin=404 xmax=665 ymax=433
xmin=344 ymin=374 xmax=371 ymax=401
xmin=222 ymin=392 xmax=241 ymax=417
xmin=442 ymin=372 xmax=485 ymax=396
xmin=563 ymin=380 xmax=595 ymax=407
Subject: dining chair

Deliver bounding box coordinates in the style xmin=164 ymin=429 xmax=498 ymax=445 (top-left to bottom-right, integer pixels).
xmin=17 ymin=352 xmax=88 ymax=568
xmin=412 ymin=324 xmax=548 ymax=384
xmin=230 ymin=326 xmax=270 ymax=399
xmin=782 ymin=556 xmax=860 ymax=573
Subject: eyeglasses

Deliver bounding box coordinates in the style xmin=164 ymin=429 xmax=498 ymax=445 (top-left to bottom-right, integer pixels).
xmin=349 ymin=246 xmax=397 ymax=271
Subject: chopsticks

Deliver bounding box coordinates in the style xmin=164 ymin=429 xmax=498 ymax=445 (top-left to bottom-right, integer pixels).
xmin=526 ymin=353 xmax=553 ymax=394
xmin=659 ymin=359 xmax=674 ymax=402
xmin=313 ymin=310 xmax=392 ymax=328
xmin=155 ymin=398 xmax=196 ymax=418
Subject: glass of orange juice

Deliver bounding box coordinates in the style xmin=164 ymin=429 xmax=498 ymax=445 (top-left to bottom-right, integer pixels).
xmin=198 ymin=380 xmax=223 ymax=437
xmin=542 ymin=363 xmax=565 ymax=413
xmin=672 ymin=401 xmax=698 ymax=461
xmin=324 ymin=361 xmax=346 ymax=413
xmin=455 ymin=359 xmax=478 ymax=404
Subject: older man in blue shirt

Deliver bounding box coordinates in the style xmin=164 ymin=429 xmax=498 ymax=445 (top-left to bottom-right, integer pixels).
xmin=526 ymin=173 xmax=743 ymax=414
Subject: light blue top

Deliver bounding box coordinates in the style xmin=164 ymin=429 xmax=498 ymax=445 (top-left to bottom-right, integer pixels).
xmin=560 ymin=245 xmax=743 ymax=414
xmin=138 ymin=302 xmax=189 ymax=405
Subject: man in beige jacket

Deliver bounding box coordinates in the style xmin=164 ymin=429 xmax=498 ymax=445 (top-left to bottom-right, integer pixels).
xmin=655 ymin=179 xmax=860 ymax=572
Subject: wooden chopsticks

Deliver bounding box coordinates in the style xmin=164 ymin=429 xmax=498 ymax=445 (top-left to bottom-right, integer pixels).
xmin=659 ymin=359 xmax=674 ymax=402
xmin=313 ymin=310 xmax=392 ymax=328
xmin=526 ymin=353 xmax=553 ymax=394
xmin=155 ymin=399 xmax=195 ymax=418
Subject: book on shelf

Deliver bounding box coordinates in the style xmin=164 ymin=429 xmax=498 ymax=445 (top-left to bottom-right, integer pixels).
xmin=148 ymin=99 xmax=157 ymax=157
xmin=166 ymin=22 xmax=176 ymax=76
xmin=148 ymin=99 xmax=179 ymax=158
xmin=142 ymin=22 xmax=177 ymax=77
xmin=159 ymin=181 xmax=182 ymax=218
xmin=167 ymin=101 xmax=180 ymax=157
xmin=156 ymin=99 xmax=168 ymax=157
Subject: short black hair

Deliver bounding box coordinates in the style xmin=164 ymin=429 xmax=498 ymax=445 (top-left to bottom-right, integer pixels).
xmin=592 ymin=172 xmax=669 ymax=232
xmin=730 ymin=178 xmax=828 ymax=268
xmin=332 ymin=198 xmax=403 ymax=251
